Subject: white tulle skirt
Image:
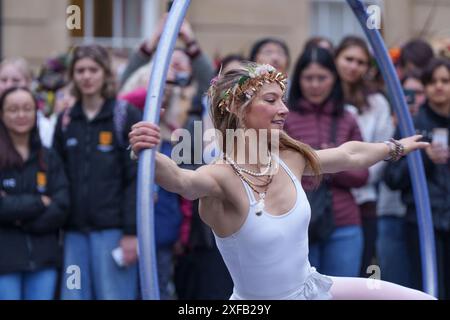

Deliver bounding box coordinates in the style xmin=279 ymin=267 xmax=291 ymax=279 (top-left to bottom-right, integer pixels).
xmin=229 ymin=267 xmax=333 ymax=300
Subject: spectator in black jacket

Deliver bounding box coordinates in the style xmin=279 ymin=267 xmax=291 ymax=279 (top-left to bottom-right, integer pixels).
xmin=385 ymin=58 xmax=450 ymax=299
xmin=53 ymin=45 xmax=142 ymax=300
xmin=0 ymin=87 xmax=69 ymax=300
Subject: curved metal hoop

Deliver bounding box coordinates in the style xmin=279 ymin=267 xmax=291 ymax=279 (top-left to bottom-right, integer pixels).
xmin=346 ymin=0 xmax=437 ymax=296
xmin=137 ymin=0 xmax=438 ymax=299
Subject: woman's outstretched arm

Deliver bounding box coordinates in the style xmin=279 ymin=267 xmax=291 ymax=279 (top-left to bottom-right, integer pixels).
xmin=129 ymin=121 xmax=223 ymax=201
xmin=306 ymin=135 xmax=429 ymax=175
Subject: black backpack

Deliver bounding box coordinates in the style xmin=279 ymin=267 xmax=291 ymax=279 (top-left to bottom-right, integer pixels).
xmin=306 ymin=117 xmax=337 ymax=244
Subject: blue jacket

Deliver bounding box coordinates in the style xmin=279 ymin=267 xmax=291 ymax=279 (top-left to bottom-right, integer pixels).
xmin=155 ymin=141 xmax=183 ymax=247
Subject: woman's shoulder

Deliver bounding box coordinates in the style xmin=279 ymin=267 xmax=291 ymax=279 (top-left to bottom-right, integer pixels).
xmin=341 ymin=105 xmax=359 ymax=124
xmin=278 ymin=149 xmax=306 ymax=177
xmin=367 ymin=92 xmax=391 ymax=111
xmin=344 ymin=104 xmax=358 ymax=115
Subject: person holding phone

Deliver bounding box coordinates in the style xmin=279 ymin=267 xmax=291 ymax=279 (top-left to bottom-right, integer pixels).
xmin=402 ymin=70 xmax=426 ymax=116
xmin=376 ymin=69 xmax=425 ymax=288
xmin=385 ymin=58 xmax=450 ymax=299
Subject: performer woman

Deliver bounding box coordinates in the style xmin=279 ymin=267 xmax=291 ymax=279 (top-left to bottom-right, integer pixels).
xmin=129 ymin=62 xmax=435 ymax=300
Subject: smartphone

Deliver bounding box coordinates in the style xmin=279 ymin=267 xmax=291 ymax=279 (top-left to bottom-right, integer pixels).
xmin=432 ymin=128 xmax=449 ymax=148
xmin=112 ymin=247 xmax=126 ymax=268
xmin=403 ymin=88 xmax=416 ymax=106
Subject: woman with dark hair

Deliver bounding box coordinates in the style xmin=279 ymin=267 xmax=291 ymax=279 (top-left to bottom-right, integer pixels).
xmin=218 ymin=54 xmax=245 ymax=74
xmin=249 ymin=38 xmax=290 ymax=75
xmin=0 ymin=87 xmax=69 ymax=299
xmin=285 ymin=47 xmax=369 ymax=278
xmin=401 ymin=70 xmax=426 ymax=116
xmin=303 ymin=36 xmax=334 ymax=54
xmin=385 ymin=58 xmax=450 ymax=299
xmin=54 ymin=45 xmax=142 ymax=300
xmin=397 ymin=39 xmax=434 ymax=80
xmin=335 ymin=36 xmax=394 ymax=277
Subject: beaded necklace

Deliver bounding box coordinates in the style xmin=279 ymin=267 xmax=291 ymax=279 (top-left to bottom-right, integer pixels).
xmin=224 ymin=153 xmax=272 ymax=177
xmin=225 ymin=154 xmax=275 ymax=215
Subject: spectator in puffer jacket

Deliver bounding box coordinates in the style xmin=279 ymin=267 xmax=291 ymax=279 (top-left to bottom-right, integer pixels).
xmin=385 ymin=58 xmax=450 ymax=299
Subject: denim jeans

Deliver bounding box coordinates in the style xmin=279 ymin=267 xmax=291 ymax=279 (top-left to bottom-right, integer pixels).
xmin=0 ymin=268 xmax=58 ymax=300
xmin=157 ymin=245 xmax=175 ymax=300
xmin=376 ymin=216 xmax=412 ymax=287
xmin=309 ymin=225 xmax=363 ymax=277
xmin=60 ymin=229 xmax=138 ymax=300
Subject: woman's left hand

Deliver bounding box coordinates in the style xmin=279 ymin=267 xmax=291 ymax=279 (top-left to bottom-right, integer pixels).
xmin=398 ymin=135 xmax=430 ymax=155
xmin=120 ymin=235 xmax=139 ymax=266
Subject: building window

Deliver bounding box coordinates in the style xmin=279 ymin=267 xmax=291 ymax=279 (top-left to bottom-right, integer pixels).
xmin=310 ymin=0 xmax=384 ymax=45
xmin=70 ymin=0 xmax=160 ymax=50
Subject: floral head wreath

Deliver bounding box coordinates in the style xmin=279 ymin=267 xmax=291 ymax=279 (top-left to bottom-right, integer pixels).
xmin=209 ymin=64 xmax=287 ymax=114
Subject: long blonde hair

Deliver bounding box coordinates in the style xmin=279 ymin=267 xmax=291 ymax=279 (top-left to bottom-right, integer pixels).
xmin=208 ymin=62 xmax=321 ymax=177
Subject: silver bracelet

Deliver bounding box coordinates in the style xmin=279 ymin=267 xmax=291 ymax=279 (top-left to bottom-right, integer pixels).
xmin=383 ymin=139 xmax=404 ymax=162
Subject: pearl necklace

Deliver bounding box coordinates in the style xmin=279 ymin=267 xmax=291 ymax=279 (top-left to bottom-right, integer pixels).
xmin=225 ymin=154 xmax=274 ymax=216
xmin=224 ymin=153 xmax=272 ymax=177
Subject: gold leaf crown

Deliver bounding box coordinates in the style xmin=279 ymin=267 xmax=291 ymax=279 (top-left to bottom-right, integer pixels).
xmin=210 ymin=64 xmax=287 ymax=114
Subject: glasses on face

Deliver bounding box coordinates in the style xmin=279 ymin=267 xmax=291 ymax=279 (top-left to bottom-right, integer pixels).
xmin=3 ymin=105 xmax=34 ymax=115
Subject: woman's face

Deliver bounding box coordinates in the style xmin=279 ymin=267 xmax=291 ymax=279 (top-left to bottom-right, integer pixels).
xmin=244 ymin=82 xmax=289 ymax=132
xmin=0 ymin=64 xmax=29 ymax=96
xmin=255 ymin=42 xmax=289 ymax=74
xmin=300 ymin=63 xmax=335 ymax=105
xmin=166 ymin=50 xmax=192 ymax=84
xmin=403 ymin=77 xmax=425 ymax=115
xmin=73 ymin=57 xmax=105 ymax=97
xmin=1 ymin=90 xmax=36 ymax=136
xmin=425 ymin=66 xmax=450 ymax=108
xmin=335 ymin=46 xmax=369 ymax=84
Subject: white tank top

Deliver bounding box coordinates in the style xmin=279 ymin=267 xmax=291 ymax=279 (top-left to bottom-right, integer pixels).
xmin=214 ymin=155 xmax=333 ymax=300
